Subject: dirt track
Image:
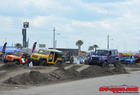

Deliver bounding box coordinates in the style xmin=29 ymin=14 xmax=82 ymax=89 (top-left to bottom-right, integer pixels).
xmin=0 ymin=62 xmax=139 ymax=91
xmin=1 ymin=71 xmax=140 ymax=95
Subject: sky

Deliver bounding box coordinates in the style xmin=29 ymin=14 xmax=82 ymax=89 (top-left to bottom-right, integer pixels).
xmin=0 ymin=0 xmax=140 ymax=52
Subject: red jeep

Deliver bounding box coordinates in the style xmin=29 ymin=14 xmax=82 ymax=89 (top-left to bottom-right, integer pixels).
xmin=4 ymin=52 xmax=28 ymax=64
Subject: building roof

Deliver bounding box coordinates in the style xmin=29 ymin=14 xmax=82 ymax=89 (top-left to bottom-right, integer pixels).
xmin=39 ymin=48 xmax=62 ymax=53
xmin=49 ymin=48 xmax=78 ymax=50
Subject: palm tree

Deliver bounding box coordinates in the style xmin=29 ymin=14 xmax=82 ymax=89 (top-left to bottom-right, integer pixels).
xmin=88 ymin=46 xmax=94 ymax=51
xmin=76 ymin=40 xmax=83 ymax=51
xmin=93 ymin=44 xmax=99 ymax=51
xmin=15 ymin=43 xmax=23 ymax=49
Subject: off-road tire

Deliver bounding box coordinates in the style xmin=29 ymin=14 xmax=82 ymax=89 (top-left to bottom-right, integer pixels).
xmin=3 ymin=59 xmax=7 ymax=63
xmin=102 ymin=61 xmax=108 ymax=67
xmin=15 ymin=60 xmax=20 ymax=65
xmin=39 ymin=60 xmax=46 ymax=66
xmin=55 ymin=61 xmax=63 ymax=67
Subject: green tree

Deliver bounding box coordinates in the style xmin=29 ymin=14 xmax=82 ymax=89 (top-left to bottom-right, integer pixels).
xmin=93 ymin=44 xmax=99 ymax=51
xmin=15 ymin=43 xmax=23 ymax=49
xmin=88 ymin=46 xmax=94 ymax=51
xmin=76 ymin=40 xmax=83 ymax=51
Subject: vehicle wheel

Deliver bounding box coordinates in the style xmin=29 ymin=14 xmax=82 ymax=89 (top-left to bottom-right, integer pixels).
xmin=56 ymin=61 xmax=62 ymax=66
xmin=102 ymin=61 xmax=108 ymax=67
xmin=133 ymin=62 xmax=136 ymax=64
xmin=62 ymin=58 xmax=65 ymax=63
xmin=3 ymin=59 xmax=7 ymax=63
xmin=125 ymin=62 xmax=129 ymax=65
xmin=15 ymin=60 xmax=20 ymax=65
xmin=32 ymin=61 xmax=36 ymax=66
xmin=39 ymin=60 xmax=46 ymax=66
xmin=58 ymin=61 xmax=62 ymax=64
xmin=88 ymin=62 xmax=92 ymax=65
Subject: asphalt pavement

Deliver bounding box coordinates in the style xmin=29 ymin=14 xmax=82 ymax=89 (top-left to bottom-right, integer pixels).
xmin=0 ymin=71 xmax=140 ymax=95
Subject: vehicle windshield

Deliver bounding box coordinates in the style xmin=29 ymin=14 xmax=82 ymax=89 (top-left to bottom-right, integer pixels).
xmin=38 ymin=50 xmax=49 ymax=55
xmin=14 ymin=52 xmax=23 ymax=56
xmin=95 ymin=50 xmax=109 ymax=55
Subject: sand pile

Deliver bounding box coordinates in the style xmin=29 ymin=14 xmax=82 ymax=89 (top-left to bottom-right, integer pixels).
xmin=4 ymin=64 xmax=127 ymax=85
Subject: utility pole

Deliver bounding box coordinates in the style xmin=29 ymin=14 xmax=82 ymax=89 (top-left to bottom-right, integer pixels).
xmin=55 ymin=40 xmax=57 ymax=48
xmin=53 ymin=27 xmax=56 ymax=49
xmin=107 ymin=34 xmax=109 ymax=49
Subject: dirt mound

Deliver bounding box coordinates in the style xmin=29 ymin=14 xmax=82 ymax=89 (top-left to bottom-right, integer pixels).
xmin=0 ymin=63 xmax=23 ymax=71
xmin=4 ymin=64 xmax=127 ymax=85
xmin=46 ymin=69 xmax=69 ymax=81
xmin=64 ymin=64 xmax=127 ymax=78
xmin=5 ymin=71 xmax=48 ymax=85
xmin=57 ymin=64 xmax=126 ymax=79
xmin=79 ymin=65 xmax=113 ymax=78
xmin=112 ymin=63 xmax=127 ymax=73
xmin=5 ymin=69 xmax=77 ymax=85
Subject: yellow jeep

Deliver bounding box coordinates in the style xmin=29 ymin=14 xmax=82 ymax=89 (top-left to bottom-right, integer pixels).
xmin=30 ymin=49 xmax=63 ymax=66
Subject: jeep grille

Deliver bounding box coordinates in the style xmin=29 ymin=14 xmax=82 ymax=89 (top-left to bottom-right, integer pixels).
xmin=92 ymin=57 xmax=99 ymax=63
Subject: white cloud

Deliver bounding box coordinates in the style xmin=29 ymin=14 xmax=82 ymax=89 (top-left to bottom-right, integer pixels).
xmin=31 ymin=16 xmax=48 ymax=27
xmin=72 ymin=20 xmax=96 ymax=28
xmin=98 ymin=21 xmax=111 ymax=29
xmin=0 ymin=16 xmax=13 ymax=27
xmin=0 ymin=0 xmax=140 ymax=51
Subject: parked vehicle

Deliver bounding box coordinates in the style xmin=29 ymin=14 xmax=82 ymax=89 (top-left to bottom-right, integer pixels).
xmin=134 ymin=53 xmax=140 ymax=63
xmin=4 ymin=52 xmax=29 ymax=64
xmin=119 ymin=55 xmax=135 ymax=64
xmin=31 ymin=49 xmax=63 ymax=66
xmin=85 ymin=49 xmax=119 ymax=67
xmin=119 ymin=53 xmax=133 ymax=57
xmin=62 ymin=51 xmax=74 ymax=63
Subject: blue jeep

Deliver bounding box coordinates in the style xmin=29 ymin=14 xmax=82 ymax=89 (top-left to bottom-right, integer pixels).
xmin=85 ymin=49 xmax=119 ymax=67
xmin=119 ymin=55 xmax=135 ymax=64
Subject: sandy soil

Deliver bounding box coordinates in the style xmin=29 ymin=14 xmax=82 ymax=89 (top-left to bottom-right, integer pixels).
xmin=0 ymin=62 xmax=139 ymax=91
